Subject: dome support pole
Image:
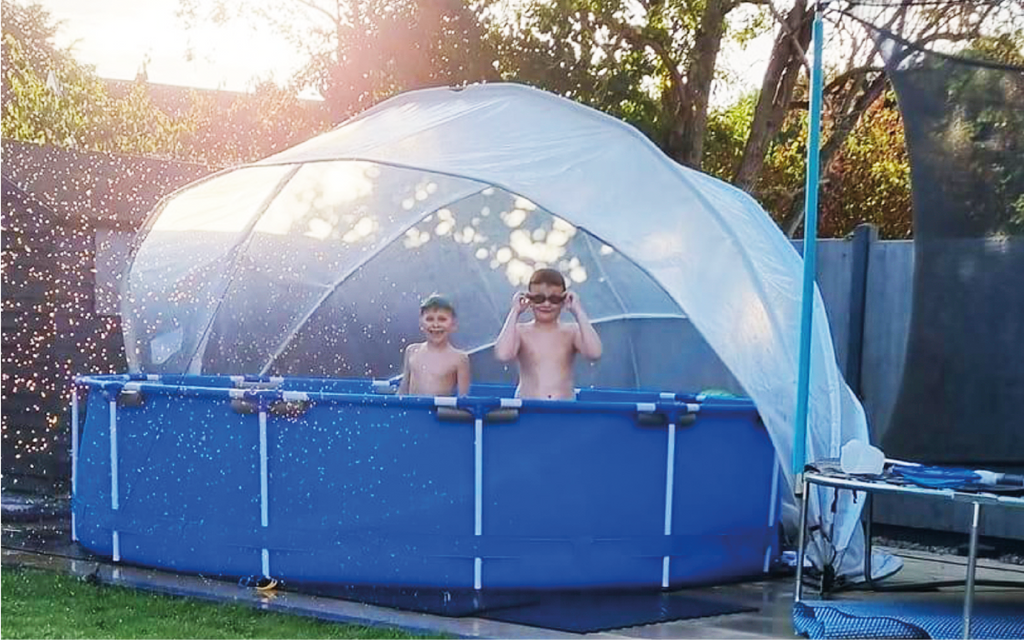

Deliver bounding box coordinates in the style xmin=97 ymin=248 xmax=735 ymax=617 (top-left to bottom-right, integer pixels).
xmin=793 ymin=0 xmax=826 ymax=490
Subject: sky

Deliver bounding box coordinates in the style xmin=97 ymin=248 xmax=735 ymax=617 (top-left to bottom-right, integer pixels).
xmin=33 ymin=0 xmax=775 ymax=103
xmin=35 ymin=0 xmax=307 ymax=93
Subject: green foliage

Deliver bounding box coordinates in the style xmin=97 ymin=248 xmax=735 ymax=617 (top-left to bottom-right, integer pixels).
xmin=753 ymin=110 xmax=808 ymax=227
xmin=1 ymin=568 xmax=431 ymax=639
xmin=175 ymin=81 xmax=331 ymax=165
xmin=822 ymin=99 xmax=912 ymax=239
xmin=740 ymin=96 xmax=913 ymax=239
xmin=2 ymin=1 xmax=186 ymax=155
xmin=938 ymin=66 xmax=1024 ymax=236
xmin=482 ymin=0 xmax=749 ymax=144
xmin=964 ymin=30 xmax=1024 ymax=67
xmin=1 ymin=1 xmax=331 ymax=166
xmin=8 ymin=0 xmax=1017 ymax=238
xmin=944 ymin=33 xmax=1024 ymax=236
xmin=724 ymin=5 xmax=771 ymax=47
xmin=1 ymin=2 xmax=180 ymax=155
xmin=702 ymin=91 xmax=756 ymax=181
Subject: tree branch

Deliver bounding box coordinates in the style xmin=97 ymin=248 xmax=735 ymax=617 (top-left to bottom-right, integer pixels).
xmin=291 ymin=0 xmax=340 ymax=26
xmin=762 ymin=0 xmax=811 ymax=76
xmin=824 ymin=65 xmax=883 ymax=94
xmin=599 ymin=17 xmax=686 ymax=109
xmin=783 ymin=72 xmax=889 ymax=237
xmin=732 ymin=0 xmax=812 ymax=190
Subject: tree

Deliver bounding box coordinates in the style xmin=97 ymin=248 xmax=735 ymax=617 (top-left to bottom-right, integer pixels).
xmin=483 ymin=0 xmax=774 ymax=168
xmin=480 ymin=0 xmax=1016 ymax=238
xmin=177 ymin=0 xmax=500 ymax=123
xmin=732 ymin=0 xmax=811 ymax=192
xmin=818 ymin=96 xmax=911 ymax=239
xmin=2 ymin=1 xmax=335 ymax=166
xmin=7 ymin=0 xmax=1017 ymax=237
xmin=173 ymin=81 xmax=332 ymax=165
xmin=2 ymin=1 xmax=191 ymax=156
xmin=772 ymin=0 xmax=1012 ymax=236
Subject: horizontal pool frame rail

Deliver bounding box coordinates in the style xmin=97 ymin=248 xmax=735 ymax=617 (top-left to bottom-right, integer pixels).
xmin=73 ymin=374 xmax=757 ymax=419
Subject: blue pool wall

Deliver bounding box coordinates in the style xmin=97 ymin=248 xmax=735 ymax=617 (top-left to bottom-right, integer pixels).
xmin=72 ymin=374 xmax=782 ymax=591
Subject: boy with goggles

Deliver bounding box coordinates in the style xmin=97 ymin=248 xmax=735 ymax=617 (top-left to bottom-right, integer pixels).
xmin=494 ymin=268 xmax=603 ymax=399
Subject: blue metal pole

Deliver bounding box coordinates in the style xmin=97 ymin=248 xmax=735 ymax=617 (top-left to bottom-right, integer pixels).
xmin=793 ymin=1 xmax=825 ymax=483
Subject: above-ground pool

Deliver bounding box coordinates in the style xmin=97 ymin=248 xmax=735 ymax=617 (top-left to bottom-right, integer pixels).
xmin=72 ymin=374 xmax=781 ymax=591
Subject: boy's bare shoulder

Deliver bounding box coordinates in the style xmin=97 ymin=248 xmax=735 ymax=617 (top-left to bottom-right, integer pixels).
xmin=448 ymin=345 xmax=469 ymax=360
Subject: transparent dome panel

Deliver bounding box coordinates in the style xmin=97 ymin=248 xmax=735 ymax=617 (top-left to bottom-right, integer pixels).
xmin=122 ymin=164 xmax=297 ymax=372
xmin=196 ymin=161 xmax=487 ymax=374
xmin=468 ymin=318 xmax=742 ymax=392
xmin=266 ymin=186 xmax=737 ymax=390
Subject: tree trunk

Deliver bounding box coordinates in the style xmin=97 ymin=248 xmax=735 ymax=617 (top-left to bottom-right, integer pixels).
xmin=666 ymin=0 xmax=734 ymax=168
xmin=733 ymin=0 xmax=811 ymax=192
xmin=782 ymin=72 xmax=890 ymax=236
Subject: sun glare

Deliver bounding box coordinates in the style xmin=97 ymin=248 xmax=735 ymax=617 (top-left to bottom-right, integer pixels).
xmin=37 ymin=0 xmax=312 ymax=93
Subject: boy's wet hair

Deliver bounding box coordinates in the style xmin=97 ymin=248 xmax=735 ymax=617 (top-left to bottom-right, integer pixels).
xmin=420 ymin=294 xmax=456 ymax=316
xmin=529 ymin=268 xmax=566 ymax=290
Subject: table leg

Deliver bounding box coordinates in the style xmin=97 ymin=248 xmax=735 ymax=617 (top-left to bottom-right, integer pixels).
xmin=963 ymin=501 xmax=981 ymax=639
xmin=864 ymin=492 xmax=874 ymax=589
xmin=795 ymin=476 xmax=810 ymax=603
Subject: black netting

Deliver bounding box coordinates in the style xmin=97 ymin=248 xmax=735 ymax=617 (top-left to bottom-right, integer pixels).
xmin=861 ymin=21 xmax=1024 ymax=464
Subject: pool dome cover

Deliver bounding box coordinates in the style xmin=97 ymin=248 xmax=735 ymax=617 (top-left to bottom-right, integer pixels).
xmin=123 ymin=83 xmax=868 ymax=575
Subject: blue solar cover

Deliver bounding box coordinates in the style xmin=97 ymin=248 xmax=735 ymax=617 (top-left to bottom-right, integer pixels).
xmin=794 ymin=600 xmax=1024 ymax=639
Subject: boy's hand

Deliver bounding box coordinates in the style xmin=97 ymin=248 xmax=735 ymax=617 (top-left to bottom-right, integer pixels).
xmin=511 ymin=291 xmax=531 ymax=316
xmin=565 ymin=291 xmax=583 ymax=316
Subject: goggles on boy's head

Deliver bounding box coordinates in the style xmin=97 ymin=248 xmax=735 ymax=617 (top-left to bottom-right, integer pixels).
xmin=524 ymin=292 xmax=566 ymax=305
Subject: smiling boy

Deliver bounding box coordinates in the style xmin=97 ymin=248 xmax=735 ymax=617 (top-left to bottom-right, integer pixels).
xmin=494 ymin=268 xmax=603 ymax=399
xmin=398 ymin=295 xmax=471 ymax=397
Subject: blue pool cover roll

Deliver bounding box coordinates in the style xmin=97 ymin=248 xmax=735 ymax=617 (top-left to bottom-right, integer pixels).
xmin=793 ymin=600 xmax=1024 ymax=639
xmin=889 ymin=465 xmax=1024 ymax=493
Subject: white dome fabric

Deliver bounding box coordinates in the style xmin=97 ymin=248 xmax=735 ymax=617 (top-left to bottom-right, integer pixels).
xmin=125 ymin=83 xmax=872 ymax=575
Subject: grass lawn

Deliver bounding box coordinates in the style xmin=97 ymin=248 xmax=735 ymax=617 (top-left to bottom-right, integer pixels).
xmin=1 ymin=568 xmax=437 ymax=639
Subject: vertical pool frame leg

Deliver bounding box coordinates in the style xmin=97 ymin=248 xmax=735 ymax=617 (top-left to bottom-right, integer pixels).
xmin=764 ymin=461 xmax=781 ymax=573
xmin=474 ymin=416 xmax=483 ymax=590
xmin=71 ymin=386 xmax=79 ymax=542
xmin=963 ymin=501 xmax=981 ymax=639
xmin=259 ymin=409 xmax=271 ymax=578
xmin=661 ymin=422 xmax=677 ymax=589
xmin=795 ymin=476 xmax=810 ymax=603
xmin=108 ymin=398 xmax=120 ymax=562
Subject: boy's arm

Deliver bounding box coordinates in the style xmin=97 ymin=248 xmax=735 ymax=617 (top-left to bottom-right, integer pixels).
xmin=456 ymin=353 xmax=471 ymax=396
xmin=397 ymin=344 xmax=413 ymax=395
xmin=567 ymin=292 xmax=603 ymax=360
xmin=494 ymin=293 xmax=529 ymax=362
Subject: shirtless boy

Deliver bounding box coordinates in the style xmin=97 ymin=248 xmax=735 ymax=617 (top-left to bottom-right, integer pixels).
xmin=398 ymin=295 xmax=471 ymax=396
xmin=494 ymin=268 xmax=603 ymax=400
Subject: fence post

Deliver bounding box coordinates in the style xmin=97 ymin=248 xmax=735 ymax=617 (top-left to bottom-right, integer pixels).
xmin=845 ymin=223 xmax=878 ymax=398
